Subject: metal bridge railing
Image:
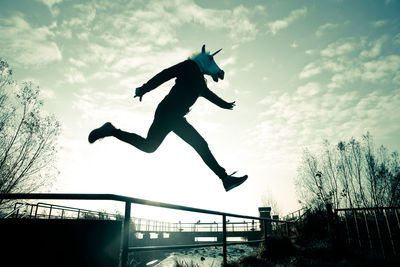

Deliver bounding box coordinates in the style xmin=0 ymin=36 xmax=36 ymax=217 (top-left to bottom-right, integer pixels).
xmin=283 ymin=207 xmax=310 ymax=222
xmin=131 ymin=219 xmax=261 ymax=233
xmin=6 ymin=201 xmax=122 ymax=220
xmin=0 ymin=193 xmax=294 ymax=266
xmin=335 ymin=206 xmax=400 ymax=259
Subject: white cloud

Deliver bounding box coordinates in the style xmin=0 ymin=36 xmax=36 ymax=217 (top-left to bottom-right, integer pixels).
xmin=360 ymin=36 xmax=387 ymax=58
xmin=0 ymin=14 xmax=62 ymax=66
xmin=268 ymin=7 xmax=307 ymax=35
xmin=393 ymin=33 xmax=400 ymax=45
xmin=315 ymin=23 xmax=338 ymax=37
xmin=99 ymin=0 xmax=260 ymax=47
xmin=36 ymin=0 xmax=62 ymax=8
xmin=36 ymin=0 xmax=63 ymax=16
xmin=305 ymin=49 xmax=315 ymax=55
xmin=241 ymin=62 xmax=255 ymax=72
xmin=300 ymin=35 xmax=400 ymax=89
xmin=321 ymin=39 xmax=356 ymax=57
xmin=40 ymin=88 xmax=56 ymax=100
xmin=69 ymin=58 xmax=87 ymax=68
xmin=65 ymin=68 xmax=87 ymax=84
xmin=371 ymin=20 xmax=388 ymax=28
xmin=220 ymin=56 xmax=236 ymax=68
xmin=299 ymin=63 xmax=322 ymax=79
xmin=362 ymin=55 xmax=400 ymax=83
xmin=55 ymin=0 xmax=260 ymax=77
xmin=252 ymin=87 xmax=400 ymax=168
xmin=296 ymin=82 xmax=321 ymax=97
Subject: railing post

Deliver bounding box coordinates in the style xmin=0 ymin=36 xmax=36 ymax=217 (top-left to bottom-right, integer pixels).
xmin=222 ymin=215 xmax=227 ymax=265
xmin=383 ymin=209 xmax=396 ymax=256
xmin=34 ymin=203 xmax=39 ymax=218
xmin=286 ymin=222 xmax=290 ymax=238
xmin=121 ymin=201 xmax=131 ymax=267
xmin=29 ymin=204 xmax=34 ymax=218
xmin=48 ymin=205 xmax=52 ymax=219
xmin=263 ymin=219 xmax=268 ymax=249
xmin=373 ymin=209 xmax=385 ymax=258
xmin=14 ymin=203 xmax=19 ymax=218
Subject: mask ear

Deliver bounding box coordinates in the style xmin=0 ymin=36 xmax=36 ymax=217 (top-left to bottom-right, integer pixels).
xmin=201 ymin=44 xmax=206 ymax=54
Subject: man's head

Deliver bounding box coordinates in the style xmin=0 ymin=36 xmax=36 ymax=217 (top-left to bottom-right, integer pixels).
xmin=191 ymin=44 xmax=224 ymax=82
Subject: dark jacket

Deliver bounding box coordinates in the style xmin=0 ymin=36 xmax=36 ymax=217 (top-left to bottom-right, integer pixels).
xmin=140 ymin=59 xmax=229 ymax=117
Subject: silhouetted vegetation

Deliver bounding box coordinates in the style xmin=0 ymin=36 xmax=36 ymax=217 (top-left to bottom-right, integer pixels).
xmin=296 ymin=133 xmax=400 ymax=209
xmin=225 ymin=206 xmax=400 ymax=267
xmin=0 ymin=59 xmax=60 ymax=208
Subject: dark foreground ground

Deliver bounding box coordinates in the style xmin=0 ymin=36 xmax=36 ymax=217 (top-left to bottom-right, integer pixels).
xmin=169 ymin=235 xmax=400 ymax=267
xmin=221 ymin=237 xmax=400 ymax=267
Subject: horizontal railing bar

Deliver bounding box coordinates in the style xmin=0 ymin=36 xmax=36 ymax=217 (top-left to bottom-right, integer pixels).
xmin=128 ymin=240 xmax=264 ymax=252
xmin=37 ymin=202 xmax=100 ymax=213
xmin=335 ymin=207 xmax=400 ymax=211
xmin=0 ymin=193 xmax=292 ymax=223
xmin=35 ymin=202 xmax=119 ymax=217
xmin=3 ymin=203 xmax=28 ymax=219
xmin=37 ymin=205 xmax=100 ymax=214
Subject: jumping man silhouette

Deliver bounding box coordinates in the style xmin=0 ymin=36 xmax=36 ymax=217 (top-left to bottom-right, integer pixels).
xmin=88 ymin=45 xmax=248 ymax=192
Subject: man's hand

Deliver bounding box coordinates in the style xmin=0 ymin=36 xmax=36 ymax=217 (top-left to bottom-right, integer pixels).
xmin=224 ymin=101 xmax=236 ymax=110
xmin=134 ymin=87 xmax=144 ymax=102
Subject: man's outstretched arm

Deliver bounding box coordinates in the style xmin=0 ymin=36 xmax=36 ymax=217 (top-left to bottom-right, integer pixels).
xmin=135 ymin=61 xmax=188 ymax=101
xmin=201 ymin=88 xmax=235 ymax=110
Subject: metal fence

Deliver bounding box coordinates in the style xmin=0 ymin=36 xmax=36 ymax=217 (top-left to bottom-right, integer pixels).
xmin=4 ymin=202 xmax=121 ymax=220
xmin=283 ymin=207 xmax=309 ymax=222
xmin=0 ymin=193 xmax=295 ymax=266
xmin=335 ymin=207 xmax=400 ymax=259
xmin=131 ymin=218 xmax=262 ymax=233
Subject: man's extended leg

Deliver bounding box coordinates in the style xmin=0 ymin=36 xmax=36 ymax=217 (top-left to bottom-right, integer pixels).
xmin=172 ymin=118 xmax=227 ymax=178
xmin=173 ymin=119 xmax=247 ymax=191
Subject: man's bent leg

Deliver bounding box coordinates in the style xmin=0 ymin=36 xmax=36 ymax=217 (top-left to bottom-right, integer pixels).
xmin=173 ymin=119 xmax=227 ymax=178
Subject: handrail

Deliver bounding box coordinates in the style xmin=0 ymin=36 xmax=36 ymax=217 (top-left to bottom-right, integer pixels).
xmin=335 ymin=206 xmax=400 ymax=212
xmin=2 ymin=202 xmax=28 ymax=219
xmin=0 ymin=193 xmax=294 ymax=266
xmin=292 ymin=207 xmax=311 ymax=223
xmin=34 ymin=202 xmax=120 ymax=219
xmin=0 ymin=193 xmax=290 ymax=223
xmin=283 ymin=206 xmax=310 ymax=222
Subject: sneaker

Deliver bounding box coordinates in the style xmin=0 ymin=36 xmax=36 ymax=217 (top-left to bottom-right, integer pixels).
xmin=222 ymin=172 xmax=248 ymax=192
xmin=88 ymin=122 xmax=115 ymax=143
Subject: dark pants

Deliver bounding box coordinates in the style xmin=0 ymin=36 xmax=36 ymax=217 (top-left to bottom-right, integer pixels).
xmin=112 ymin=112 xmax=227 ymax=179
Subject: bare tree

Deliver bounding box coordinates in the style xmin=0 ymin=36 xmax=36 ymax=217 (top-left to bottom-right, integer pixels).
xmin=296 ymin=133 xmax=400 ymax=209
xmin=0 ymin=59 xmax=60 ymax=208
xmin=261 ymin=192 xmax=281 ymax=216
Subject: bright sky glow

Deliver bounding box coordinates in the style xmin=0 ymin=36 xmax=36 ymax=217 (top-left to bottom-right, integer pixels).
xmin=1 ymin=0 xmax=400 ymax=220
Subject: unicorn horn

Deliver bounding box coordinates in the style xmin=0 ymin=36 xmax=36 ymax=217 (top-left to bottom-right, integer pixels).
xmin=211 ymin=48 xmax=222 ymax=56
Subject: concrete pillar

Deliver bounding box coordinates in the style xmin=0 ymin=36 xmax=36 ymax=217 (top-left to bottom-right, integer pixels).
xmin=259 ymin=207 xmax=272 ymax=234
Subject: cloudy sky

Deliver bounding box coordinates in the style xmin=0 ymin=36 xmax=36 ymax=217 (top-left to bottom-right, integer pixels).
xmin=1 ymin=0 xmax=400 ymax=220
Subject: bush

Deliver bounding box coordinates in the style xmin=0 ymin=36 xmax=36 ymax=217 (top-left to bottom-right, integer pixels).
xmin=296 ymin=206 xmax=329 ymax=243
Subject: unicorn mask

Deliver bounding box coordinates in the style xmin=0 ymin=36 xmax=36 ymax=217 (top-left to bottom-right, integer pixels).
xmin=192 ymin=44 xmax=225 ymax=82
